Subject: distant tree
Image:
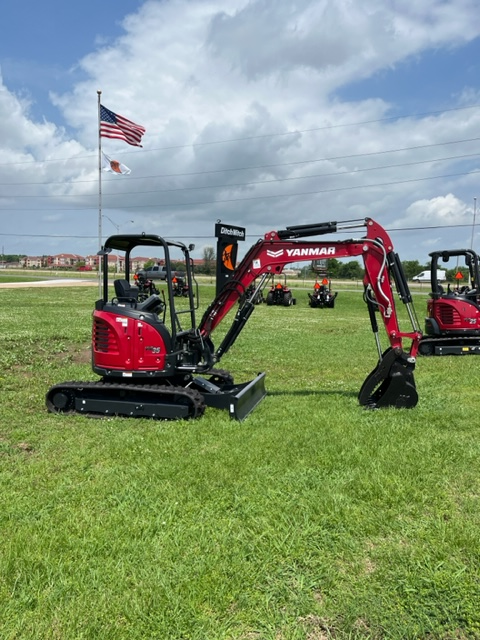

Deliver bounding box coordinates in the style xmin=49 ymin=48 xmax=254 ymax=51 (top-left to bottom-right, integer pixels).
xmin=202 ymin=246 xmax=216 ymax=275
xmin=171 ymin=260 xmax=186 ymax=272
xmin=446 ymin=267 xmax=468 ymax=283
xmin=401 ymin=260 xmax=424 ymax=280
xmin=4 ymin=254 xmax=26 ymax=263
xmin=309 ymin=257 xmax=341 ymax=278
xmin=325 ymin=258 xmax=341 ymax=278
xmin=298 ymin=265 xmax=312 ymax=278
xmin=338 ymin=260 xmax=364 ymax=280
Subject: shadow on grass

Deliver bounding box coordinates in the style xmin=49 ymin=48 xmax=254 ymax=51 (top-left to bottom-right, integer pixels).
xmin=267 ymin=389 xmax=358 ymax=398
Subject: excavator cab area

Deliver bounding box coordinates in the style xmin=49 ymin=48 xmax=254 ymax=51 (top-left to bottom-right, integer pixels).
xmin=419 ymin=248 xmax=480 ymax=355
xmin=87 ymin=234 xmax=205 ymax=387
xmin=96 ymin=234 xmax=199 ymax=338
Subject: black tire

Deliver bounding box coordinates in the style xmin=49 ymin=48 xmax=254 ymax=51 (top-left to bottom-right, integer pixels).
xmin=283 ymin=292 xmax=292 ymax=306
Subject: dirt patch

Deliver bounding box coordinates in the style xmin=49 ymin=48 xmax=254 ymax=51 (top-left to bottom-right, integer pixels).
xmin=49 ymin=344 xmax=92 ymax=365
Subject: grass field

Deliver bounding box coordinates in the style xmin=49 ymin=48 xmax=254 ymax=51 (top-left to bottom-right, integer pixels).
xmin=0 ymin=283 xmax=479 ymax=639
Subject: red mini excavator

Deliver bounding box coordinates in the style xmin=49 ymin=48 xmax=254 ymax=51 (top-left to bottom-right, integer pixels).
xmin=46 ymin=218 xmax=422 ymax=421
xmin=418 ymin=248 xmax=480 ymax=355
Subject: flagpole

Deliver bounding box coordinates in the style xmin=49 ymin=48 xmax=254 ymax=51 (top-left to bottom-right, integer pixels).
xmin=97 ymin=90 xmax=103 ymax=297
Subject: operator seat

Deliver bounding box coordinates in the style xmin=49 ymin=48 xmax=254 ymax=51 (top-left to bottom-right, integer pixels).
xmin=114 ymin=279 xmax=139 ymax=303
xmin=113 ymin=279 xmax=164 ymax=314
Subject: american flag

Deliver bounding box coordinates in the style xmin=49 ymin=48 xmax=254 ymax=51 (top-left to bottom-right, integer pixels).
xmin=100 ymin=105 xmax=146 ymax=147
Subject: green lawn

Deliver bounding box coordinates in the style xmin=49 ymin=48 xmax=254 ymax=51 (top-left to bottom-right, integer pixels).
xmin=0 ymin=284 xmax=479 ymax=639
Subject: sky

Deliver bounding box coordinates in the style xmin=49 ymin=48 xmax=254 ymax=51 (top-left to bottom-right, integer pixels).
xmin=1 ymin=0 xmax=480 ymax=264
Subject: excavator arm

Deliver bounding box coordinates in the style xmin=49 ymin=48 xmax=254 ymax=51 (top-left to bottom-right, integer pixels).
xmin=199 ymin=217 xmax=422 ymax=409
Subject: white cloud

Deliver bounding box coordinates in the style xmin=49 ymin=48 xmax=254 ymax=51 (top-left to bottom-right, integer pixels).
xmin=1 ymin=0 xmax=480 ymax=261
xmin=397 ymin=194 xmax=471 ymax=228
xmin=206 ymin=0 xmax=479 ymax=87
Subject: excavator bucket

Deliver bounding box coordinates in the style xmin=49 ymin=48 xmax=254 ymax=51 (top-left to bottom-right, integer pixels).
xmin=358 ymin=348 xmax=418 ymax=409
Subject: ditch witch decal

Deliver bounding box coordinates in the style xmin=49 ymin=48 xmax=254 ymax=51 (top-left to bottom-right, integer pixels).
xmin=215 ymin=222 xmax=246 ymax=295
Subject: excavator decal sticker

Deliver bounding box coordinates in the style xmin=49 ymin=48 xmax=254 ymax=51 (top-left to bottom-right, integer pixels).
xmin=286 ymin=247 xmax=335 ymax=257
xmin=267 ymin=247 xmax=336 ymax=258
xmin=267 ymin=249 xmax=284 ymax=258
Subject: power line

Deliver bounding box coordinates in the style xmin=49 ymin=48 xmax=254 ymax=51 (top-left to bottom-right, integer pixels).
xmin=1 ymin=104 xmax=480 ymax=167
xmin=0 ymin=222 xmax=476 ymax=240
xmin=2 ymin=136 xmax=480 ymax=186
xmin=1 ymin=168 xmax=479 ymax=212
xmin=4 ymin=151 xmax=479 ymax=199
xmin=132 ymin=104 xmax=480 ymax=152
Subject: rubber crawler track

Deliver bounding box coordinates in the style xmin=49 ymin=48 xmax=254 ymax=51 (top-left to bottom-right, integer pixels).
xmin=419 ymin=335 xmax=480 ymax=355
xmin=46 ymin=379 xmax=206 ymax=420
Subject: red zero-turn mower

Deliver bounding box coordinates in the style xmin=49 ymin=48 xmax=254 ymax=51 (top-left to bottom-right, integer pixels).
xmin=308 ymin=279 xmax=338 ymax=308
xmin=46 ymin=218 xmax=422 ymax=421
xmin=133 ymin=273 xmax=160 ymax=302
xmin=171 ymin=275 xmax=190 ymax=298
xmin=419 ymin=248 xmax=480 ymax=355
xmin=243 ymin=281 xmax=264 ymax=305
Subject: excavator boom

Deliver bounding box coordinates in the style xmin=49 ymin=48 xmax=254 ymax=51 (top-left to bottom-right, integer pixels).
xmin=200 ymin=217 xmax=422 ymax=408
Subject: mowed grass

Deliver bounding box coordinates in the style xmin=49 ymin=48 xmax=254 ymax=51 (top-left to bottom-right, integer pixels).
xmin=0 ymin=284 xmax=479 ymax=639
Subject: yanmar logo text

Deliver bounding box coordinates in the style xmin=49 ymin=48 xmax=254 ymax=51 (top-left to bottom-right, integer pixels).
xmin=266 ymin=247 xmax=336 ymax=258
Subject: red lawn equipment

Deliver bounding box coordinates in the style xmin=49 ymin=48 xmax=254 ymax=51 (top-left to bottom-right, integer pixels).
xmin=308 ymin=278 xmax=337 ymax=308
xmin=243 ymin=281 xmax=264 ymax=305
xmin=133 ymin=273 xmax=160 ymax=302
xmin=171 ymin=275 xmax=190 ymax=298
xmin=265 ymin=275 xmax=296 ymax=306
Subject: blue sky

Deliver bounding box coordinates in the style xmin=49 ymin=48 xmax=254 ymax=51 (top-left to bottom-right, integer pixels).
xmin=336 ymin=38 xmax=480 ymax=114
xmin=0 ymin=0 xmax=141 ymax=123
xmin=1 ymin=0 xmax=480 ymax=262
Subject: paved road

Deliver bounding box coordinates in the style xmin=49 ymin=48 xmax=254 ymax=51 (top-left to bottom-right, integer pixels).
xmin=0 ymin=279 xmax=97 ymax=288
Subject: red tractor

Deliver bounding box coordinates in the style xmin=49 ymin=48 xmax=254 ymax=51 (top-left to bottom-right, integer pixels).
xmin=265 ymin=276 xmax=296 ymax=306
xmin=419 ymin=248 xmax=480 ymax=355
xmin=47 ymin=218 xmax=422 ymax=421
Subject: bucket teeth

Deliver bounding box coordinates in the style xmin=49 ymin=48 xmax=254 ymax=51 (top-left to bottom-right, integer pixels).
xmin=358 ymin=348 xmax=418 ymax=409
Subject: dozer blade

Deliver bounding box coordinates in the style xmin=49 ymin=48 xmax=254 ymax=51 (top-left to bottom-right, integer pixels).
xmin=191 ymin=372 xmax=267 ymax=421
xmin=358 ymin=348 xmax=418 ymax=409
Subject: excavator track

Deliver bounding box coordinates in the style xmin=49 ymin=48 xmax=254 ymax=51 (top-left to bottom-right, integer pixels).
xmin=46 ymin=380 xmax=206 ymax=420
xmin=418 ymin=336 xmax=480 ymax=356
